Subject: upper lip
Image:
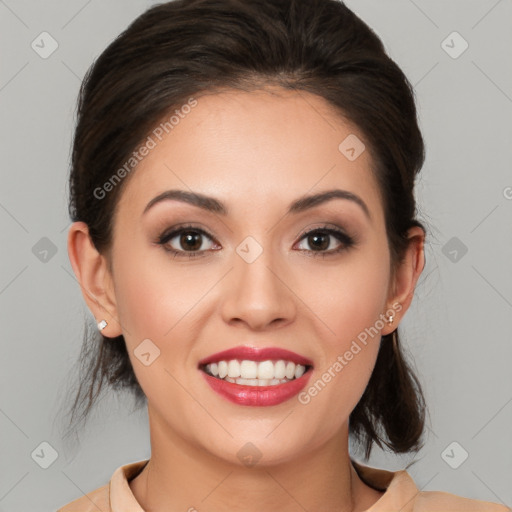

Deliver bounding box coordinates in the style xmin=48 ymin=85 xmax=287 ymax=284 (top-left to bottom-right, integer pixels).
xmin=198 ymin=346 xmax=314 ymax=367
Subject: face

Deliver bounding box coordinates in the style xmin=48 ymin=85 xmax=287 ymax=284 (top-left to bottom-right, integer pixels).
xmin=105 ymin=87 xmax=397 ymax=466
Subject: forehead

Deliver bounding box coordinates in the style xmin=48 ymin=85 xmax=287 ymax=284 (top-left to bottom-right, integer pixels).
xmin=116 ymin=87 xmax=384 ymax=223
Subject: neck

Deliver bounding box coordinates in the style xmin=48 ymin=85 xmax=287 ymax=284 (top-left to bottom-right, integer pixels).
xmin=129 ymin=407 xmax=382 ymax=512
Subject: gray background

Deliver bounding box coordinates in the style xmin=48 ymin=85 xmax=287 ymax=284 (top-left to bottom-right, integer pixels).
xmin=1 ymin=0 xmax=511 ymax=510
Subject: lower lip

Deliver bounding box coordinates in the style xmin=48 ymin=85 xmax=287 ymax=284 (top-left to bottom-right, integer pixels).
xmin=200 ymin=370 xmax=312 ymax=406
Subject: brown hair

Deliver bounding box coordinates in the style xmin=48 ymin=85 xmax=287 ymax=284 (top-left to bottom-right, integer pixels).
xmin=60 ymin=0 xmax=427 ymax=460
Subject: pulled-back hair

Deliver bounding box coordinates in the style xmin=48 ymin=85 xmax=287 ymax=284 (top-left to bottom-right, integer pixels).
xmin=61 ymin=0 xmax=427 ymax=460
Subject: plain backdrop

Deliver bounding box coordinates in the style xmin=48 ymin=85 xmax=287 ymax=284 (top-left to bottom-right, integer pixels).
xmin=0 ymin=0 xmax=511 ymax=510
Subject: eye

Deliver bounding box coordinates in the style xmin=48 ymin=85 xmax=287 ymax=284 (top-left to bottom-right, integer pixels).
xmin=156 ymin=223 xmax=356 ymax=260
xmin=156 ymin=224 xmax=218 ymax=259
xmin=295 ymin=225 xmax=355 ymax=257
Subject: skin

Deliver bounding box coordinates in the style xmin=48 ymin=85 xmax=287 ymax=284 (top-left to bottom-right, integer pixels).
xmin=68 ymin=87 xmax=425 ymax=512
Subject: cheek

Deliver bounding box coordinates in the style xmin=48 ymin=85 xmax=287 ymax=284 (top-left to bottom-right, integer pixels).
xmin=302 ymin=246 xmax=390 ymax=348
xmin=110 ymin=246 xmax=206 ymax=408
xmin=296 ymin=244 xmax=389 ymax=414
xmin=112 ymin=243 xmax=209 ymax=340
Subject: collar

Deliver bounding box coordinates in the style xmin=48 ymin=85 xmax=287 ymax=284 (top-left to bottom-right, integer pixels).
xmin=109 ymin=458 xmax=419 ymax=511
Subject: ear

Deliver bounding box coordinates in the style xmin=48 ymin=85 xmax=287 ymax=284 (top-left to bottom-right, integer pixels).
xmin=381 ymin=225 xmax=425 ymax=336
xmin=67 ymin=221 xmax=122 ymax=338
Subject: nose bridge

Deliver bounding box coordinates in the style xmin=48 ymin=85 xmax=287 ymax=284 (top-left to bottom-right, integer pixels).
xmin=221 ymin=235 xmax=295 ymax=329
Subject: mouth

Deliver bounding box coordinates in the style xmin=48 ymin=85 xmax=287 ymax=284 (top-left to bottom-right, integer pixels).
xmin=201 ymin=359 xmax=312 ymax=386
xmin=198 ymin=346 xmax=314 ymax=406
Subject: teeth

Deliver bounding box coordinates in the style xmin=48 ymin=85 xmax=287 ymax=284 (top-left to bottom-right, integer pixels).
xmin=218 ymin=361 xmax=228 ymax=379
xmin=285 ymin=361 xmax=295 ymax=379
xmin=295 ymin=364 xmax=305 ymax=378
xmin=274 ymin=360 xmax=286 ymax=379
xmin=257 ymin=360 xmax=274 ymax=379
xmin=204 ymin=359 xmax=308 ymax=383
xmin=227 ymin=360 xmax=240 ymax=378
xmin=238 ymin=378 xmax=290 ymax=386
xmin=240 ymin=360 xmax=258 ymax=379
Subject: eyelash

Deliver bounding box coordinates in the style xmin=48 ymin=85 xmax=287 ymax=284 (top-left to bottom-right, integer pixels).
xmin=156 ymin=223 xmax=356 ymax=259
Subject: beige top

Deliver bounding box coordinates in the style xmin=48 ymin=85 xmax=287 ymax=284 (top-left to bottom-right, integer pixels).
xmin=57 ymin=458 xmax=510 ymax=511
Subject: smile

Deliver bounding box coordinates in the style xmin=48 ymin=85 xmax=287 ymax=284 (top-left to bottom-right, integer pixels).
xmin=203 ymin=359 xmax=308 ymax=386
xmin=198 ymin=346 xmax=314 ymax=406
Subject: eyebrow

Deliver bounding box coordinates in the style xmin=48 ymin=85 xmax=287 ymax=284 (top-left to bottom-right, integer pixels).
xmin=143 ymin=188 xmax=371 ymax=221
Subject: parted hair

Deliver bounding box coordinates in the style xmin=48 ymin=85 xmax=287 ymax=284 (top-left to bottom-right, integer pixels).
xmin=61 ymin=0 xmax=427 ymax=460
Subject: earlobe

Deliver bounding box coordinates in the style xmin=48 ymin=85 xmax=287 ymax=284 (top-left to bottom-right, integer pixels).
xmin=67 ymin=221 xmax=122 ymax=337
xmin=382 ymin=226 xmax=425 ymax=335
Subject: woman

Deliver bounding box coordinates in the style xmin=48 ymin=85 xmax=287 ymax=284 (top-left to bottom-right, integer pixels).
xmin=57 ymin=0 xmax=509 ymax=510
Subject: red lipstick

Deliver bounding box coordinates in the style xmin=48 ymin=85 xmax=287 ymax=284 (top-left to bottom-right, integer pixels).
xmin=200 ymin=371 xmax=312 ymax=406
xmin=198 ymin=345 xmax=313 ymax=406
xmin=198 ymin=346 xmax=313 ymax=367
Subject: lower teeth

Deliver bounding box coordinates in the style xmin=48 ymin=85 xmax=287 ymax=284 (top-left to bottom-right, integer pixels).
xmin=217 ymin=376 xmax=293 ymax=386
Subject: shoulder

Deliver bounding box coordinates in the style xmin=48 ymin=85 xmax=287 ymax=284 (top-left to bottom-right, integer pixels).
xmin=412 ymin=489 xmax=511 ymax=511
xmin=350 ymin=459 xmax=509 ymax=512
xmin=57 ymin=483 xmax=110 ymax=512
xmin=56 ymin=459 xmax=148 ymax=512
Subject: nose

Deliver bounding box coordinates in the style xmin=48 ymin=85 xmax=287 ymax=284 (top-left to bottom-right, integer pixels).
xmin=220 ymin=245 xmax=297 ymax=331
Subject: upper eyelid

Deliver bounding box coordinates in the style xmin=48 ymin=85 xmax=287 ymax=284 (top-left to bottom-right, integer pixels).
xmin=158 ymin=225 xmax=215 ymax=243
xmin=158 ymin=223 xmax=352 ymax=247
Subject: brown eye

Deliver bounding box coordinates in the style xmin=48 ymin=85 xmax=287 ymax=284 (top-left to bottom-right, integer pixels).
xmin=157 ymin=225 xmax=218 ymax=258
xmin=295 ymin=226 xmax=355 ymax=257
xmin=178 ymin=231 xmax=203 ymax=251
xmin=305 ymin=232 xmax=331 ymax=251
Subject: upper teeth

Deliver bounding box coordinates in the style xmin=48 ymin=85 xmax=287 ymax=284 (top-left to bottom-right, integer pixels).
xmin=205 ymin=360 xmax=306 ymax=380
